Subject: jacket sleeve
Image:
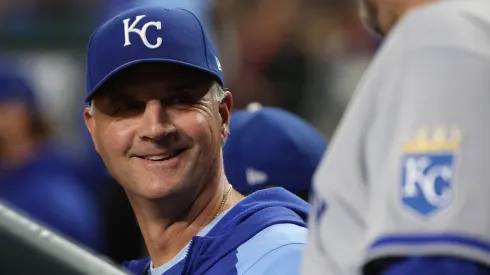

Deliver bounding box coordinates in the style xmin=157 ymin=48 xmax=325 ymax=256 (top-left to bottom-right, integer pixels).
xmin=381 ymin=257 xmax=490 ymax=275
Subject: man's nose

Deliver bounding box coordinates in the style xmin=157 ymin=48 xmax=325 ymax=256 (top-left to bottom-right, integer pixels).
xmin=137 ymin=100 xmax=176 ymax=143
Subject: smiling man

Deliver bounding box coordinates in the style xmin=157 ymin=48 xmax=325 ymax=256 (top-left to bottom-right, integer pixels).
xmin=83 ymin=6 xmax=309 ymax=275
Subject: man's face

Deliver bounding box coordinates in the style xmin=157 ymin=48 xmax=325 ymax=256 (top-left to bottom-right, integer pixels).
xmin=84 ymin=64 xmax=232 ymax=200
xmin=359 ymin=0 xmax=384 ymax=36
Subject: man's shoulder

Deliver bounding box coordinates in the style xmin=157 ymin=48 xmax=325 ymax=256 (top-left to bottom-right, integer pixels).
xmin=211 ymin=188 xmax=309 ymax=236
xmin=243 ymin=223 xmax=307 ymax=249
xmin=364 ymin=0 xmax=490 ymax=91
xmin=389 ymin=0 xmax=490 ymax=53
xmin=234 ymin=223 xmax=307 ymax=274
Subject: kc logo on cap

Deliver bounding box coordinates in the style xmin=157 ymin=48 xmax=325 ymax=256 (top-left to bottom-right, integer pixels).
xmin=123 ymin=15 xmax=163 ymax=49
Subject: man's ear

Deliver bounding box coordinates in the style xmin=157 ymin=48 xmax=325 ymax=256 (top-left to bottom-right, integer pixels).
xmin=83 ymin=107 xmax=99 ymax=153
xmin=219 ymin=91 xmax=233 ymax=142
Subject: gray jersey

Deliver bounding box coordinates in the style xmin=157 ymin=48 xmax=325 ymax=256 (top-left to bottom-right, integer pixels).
xmin=302 ymin=1 xmax=490 ymax=274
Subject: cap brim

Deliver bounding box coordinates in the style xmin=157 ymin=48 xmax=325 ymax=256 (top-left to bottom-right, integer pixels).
xmin=85 ymin=58 xmax=222 ymax=102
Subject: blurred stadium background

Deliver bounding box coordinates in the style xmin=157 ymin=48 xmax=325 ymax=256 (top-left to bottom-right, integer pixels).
xmin=0 ymin=0 xmax=381 ymax=271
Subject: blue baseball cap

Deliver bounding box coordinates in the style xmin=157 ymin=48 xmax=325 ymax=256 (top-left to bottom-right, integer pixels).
xmin=85 ymin=6 xmax=224 ymax=102
xmin=223 ymin=104 xmax=328 ymax=194
xmin=0 ymin=69 xmax=37 ymax=110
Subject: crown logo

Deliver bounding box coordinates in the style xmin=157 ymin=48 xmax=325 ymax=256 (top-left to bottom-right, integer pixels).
xmin=402 ymin=127 xmax=462 ymax=153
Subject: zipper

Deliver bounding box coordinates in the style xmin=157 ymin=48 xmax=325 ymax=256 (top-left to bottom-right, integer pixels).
xmin=143 ymin=260 xmax=151 ymax=275
xmin=182 ymin=236 xmax=199 ymax=275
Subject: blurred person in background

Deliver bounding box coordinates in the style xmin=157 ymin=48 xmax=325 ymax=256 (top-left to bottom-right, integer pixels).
xmin=211 ymin=0 xmax=378 ymax=139
xmin=224 ymin=103 xmax=327 ymax=201
xmin=302 ymin=0 xmax=490 ymax=274
xmin=0 ymin=68 xmax=104 ymax=253
xmin=84 ymin=6 xmax=309 ymax=274
xmin=211 ymin=0 xmax=308 ymax=113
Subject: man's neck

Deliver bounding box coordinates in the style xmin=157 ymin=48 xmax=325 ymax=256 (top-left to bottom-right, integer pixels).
xmin=128 ymin=173 xmax=240 ymax=268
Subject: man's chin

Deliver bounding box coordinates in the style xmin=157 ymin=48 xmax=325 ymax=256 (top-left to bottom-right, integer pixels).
xmin=135 ymin=182 xmax=178 ymax=201
xmin=131 ymin=172 xmax=191 ymax=201
xmin=122 ymin=183 xmax=170 ymax=203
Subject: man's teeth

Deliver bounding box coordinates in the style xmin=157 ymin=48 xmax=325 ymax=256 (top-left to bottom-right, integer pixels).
xmin=144 ymin=154 xmax=173 ymax=161
xmin=141 ymin=150 xmax=183 ymax=161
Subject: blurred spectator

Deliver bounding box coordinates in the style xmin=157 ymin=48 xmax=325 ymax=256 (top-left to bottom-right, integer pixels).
xmin=0 ymin=68 xmax=104 ymax=252
xmin=223 ymin=103 xmax=327 ymax=201
xmin=212 ymin=0 xmax=306 ymax=111
xmin=212 ymin=0 xmax=378 ymax=127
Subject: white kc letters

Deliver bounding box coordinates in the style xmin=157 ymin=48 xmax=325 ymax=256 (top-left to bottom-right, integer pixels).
xmin=403 ymin=156 xmax=452 ymax=208
xmin=123 ymin=15 xmax=162 ymax=49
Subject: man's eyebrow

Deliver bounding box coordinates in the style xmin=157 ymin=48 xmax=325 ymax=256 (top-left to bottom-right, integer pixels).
xmin=107 ymin=93 xmax=134 ymax=101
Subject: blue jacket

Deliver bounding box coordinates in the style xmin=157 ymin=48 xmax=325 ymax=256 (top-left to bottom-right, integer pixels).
xmin=123 ymin=187 xmax=310 ymax=275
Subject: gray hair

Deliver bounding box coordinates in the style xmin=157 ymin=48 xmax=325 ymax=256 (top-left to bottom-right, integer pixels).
xmin=211 ymin=82 xmax=226 ymax=101
xmin=88 ymin=82 xmax=225 ymax=116
xmin=212 ymin=82 xmax=229 ymax=141
xmin=88 ymin=100 xmax=95 ymax=116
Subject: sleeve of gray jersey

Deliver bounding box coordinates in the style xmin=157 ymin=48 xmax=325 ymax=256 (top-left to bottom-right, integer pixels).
xmin=301 ymin=190 xmax=331 ymax=275
xmin=364 ymin=45 xmax=490 ymax=267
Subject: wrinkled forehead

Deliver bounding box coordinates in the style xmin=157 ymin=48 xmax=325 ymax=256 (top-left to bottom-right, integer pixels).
xmin=97 ymin=63 xmax=215 ymax=99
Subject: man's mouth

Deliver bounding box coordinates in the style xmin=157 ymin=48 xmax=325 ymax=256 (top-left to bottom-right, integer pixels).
xmin=138 ymin=149 xmax=186 ymax=161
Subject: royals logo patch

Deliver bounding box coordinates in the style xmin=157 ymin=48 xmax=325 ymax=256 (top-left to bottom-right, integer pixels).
xmin=401 ymin=127 xmax=461 ymax=216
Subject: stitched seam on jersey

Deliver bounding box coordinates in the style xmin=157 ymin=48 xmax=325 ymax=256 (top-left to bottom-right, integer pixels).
xmin=369 ymin=234 xmax=490 ymax=253
xmin=241 ymin=242 xmax=304 ymax=275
